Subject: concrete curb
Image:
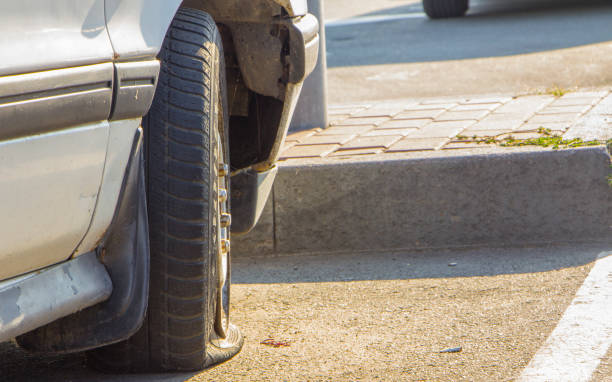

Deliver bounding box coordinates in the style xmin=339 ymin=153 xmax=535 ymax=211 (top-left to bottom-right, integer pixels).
xmin=233 ymin=147 xmax=612 ymax=257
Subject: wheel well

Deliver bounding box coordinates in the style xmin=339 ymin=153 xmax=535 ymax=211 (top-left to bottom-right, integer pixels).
xmin=183 ymin=0 xmax=293 ymax=171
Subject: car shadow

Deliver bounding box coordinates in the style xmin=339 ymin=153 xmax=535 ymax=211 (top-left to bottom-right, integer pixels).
xmin=0 ymin=340 xmax=200 ymax=382
xmin=326 ymin=0 xmax=612 ymax=67
xmin=233 ymin=243 xmax=611 ymax=284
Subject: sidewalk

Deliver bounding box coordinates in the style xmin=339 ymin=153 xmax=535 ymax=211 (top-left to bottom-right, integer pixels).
xmin=234 ymin=91 xmax=612 ymax=257
xmin=280 ymin=91 xmax=612 ymax=162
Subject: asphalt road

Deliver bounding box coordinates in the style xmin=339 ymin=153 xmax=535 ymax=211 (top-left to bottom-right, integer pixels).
xmin=325 ymin=0 xmax=612 ymax=103
xmin=1 ymin=244 xmax=608 ymax=381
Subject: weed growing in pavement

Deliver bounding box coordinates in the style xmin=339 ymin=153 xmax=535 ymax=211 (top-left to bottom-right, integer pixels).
xmin=455 ymin=128 xmax=607 ymax=150
xmin=546 ymin=85 xmax=571 ymax=97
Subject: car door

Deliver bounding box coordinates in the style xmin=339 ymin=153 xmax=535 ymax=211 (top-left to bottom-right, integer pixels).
xmin=0 ymin=0 xmax=115 ymax=280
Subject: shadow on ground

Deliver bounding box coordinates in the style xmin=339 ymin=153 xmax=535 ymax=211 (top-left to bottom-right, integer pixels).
xmin=1 ymin=244 xmax=609 ymax=380
xmin=326 ymin=0 xmax=612 ymax=67
xmin=0 ymin=340 xmax=199 ymax=382
xmin=233 ymin=244 xmax=611 ymax=284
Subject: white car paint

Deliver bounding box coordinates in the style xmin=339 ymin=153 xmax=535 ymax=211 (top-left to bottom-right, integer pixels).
xmin=0 ymin=123 xmax=109 ymax=281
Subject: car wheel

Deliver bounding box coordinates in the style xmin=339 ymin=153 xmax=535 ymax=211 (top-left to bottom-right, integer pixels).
xmin=423 ymin=0 xmax=469 ymax=18
xmin=87 ymin=7 xmax=243 ymax=372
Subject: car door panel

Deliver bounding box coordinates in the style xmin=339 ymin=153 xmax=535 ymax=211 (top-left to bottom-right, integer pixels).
xmin=104 ymin=0 xmax=182 ymax=60
xmin=0 ymin=123 xmax=109 ymax=281
xmin=0 ymin=1 xmax=115 ymax=281
xmin=0 ymin=0 xmax=114 ymax=77
xmin=0 ymin=63 xmax=113 ymax=141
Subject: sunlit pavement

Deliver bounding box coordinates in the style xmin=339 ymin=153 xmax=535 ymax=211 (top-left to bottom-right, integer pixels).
xmin=325 ymin=0 xmax=612 ymax=103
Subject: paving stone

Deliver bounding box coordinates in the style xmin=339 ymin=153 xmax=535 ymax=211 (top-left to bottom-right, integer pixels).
xmin=528 ymin=113 xmax=582 ymax=124
xmin=329 ymin=147 xmax=383 ymax=157
xmin=349 ymin=110 xmax=397 ymax=118
xmin=341 ymin=135 xmax=403 ymax=149
xmin=279 ymin=144 xmax=339 ymax=159
xmin=327 ymin=114 xmax=350 ymax=124
xmin=469 ymin=113 xmax=526 ymax=131
xmin=331 ymin=116 xmax=389 ymax=126
xmin=561 ymin=91 xmax=608 ymax=98
xmin=549 ymin=97 xmax=600 ymax=107
xmin=395 ymin=109 xmax=446 ymax=120
xmin=318 ymin=125 xmax=375 ymax=136
xmin=451 ymin=103 xmax=502 ymax=112
xmin=494 ymin=96 xmax=553 ymax=116
xmin=405 ymin=103 xmax=457 ymax=110
xmin=351 ymin=104 xmax=413 ymax=117
xmin=462 ymin=96 xmax=513 ymax=104
xmin=442 ymin=141 xmax=498 ymax=150
xmin=328 ymin=108 xmax=356 ymax=115
xmin=378 ymin=118 xmax=432 ymax=129
xmin=280 ymin=141 xmax=297 ymax=152
xmin=297 ymin=134 xmax=356 ymax=145
xmin=537 ymin=105 xmax=592 ymax=114
xmin=364 ymin=128 xmax=418 ymax=137
xmin=460 ymin=129 xmax=513 ymax=138
xmin=408 ymin=120 xmax=474 ymax=138
xmin=386 ymin=137 xmax=448 ymax=152
xmin=435 ymin=109 xmax=491 ymax=121
xmin=420 ymin=98 xmax=465 ymax=105
xmin=518 ymin=122 xmax=572 ymax=132
xmin=285 ymin=128 xmax=319 ymax=142
xmin=328 ymin=103 xmax=370 ymax=110
xmin=506 ymin=132 xmax=546 ymax=140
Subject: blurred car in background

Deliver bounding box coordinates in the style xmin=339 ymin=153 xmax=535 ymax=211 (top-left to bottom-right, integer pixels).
xmin=423 ymin=0 xmax=469 ymax=18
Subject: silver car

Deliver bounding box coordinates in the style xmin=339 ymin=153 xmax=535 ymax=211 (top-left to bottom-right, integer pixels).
xmin=0 ymin=0 xmax=318 ymax=372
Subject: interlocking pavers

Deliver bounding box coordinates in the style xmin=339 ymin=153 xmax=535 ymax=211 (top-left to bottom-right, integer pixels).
xmin=537 ymin=105 xmax=592 ymax=114
xmin=519 ymin=122 xmax=572 ymax=132
xmin=408 ymin=120 xmax=475 ymax=138
xmin=404 ymin=103 xmax=458 ymax=110
xmin=327 ymin=114 xmax=350 ymax=125
xmin=377 ymin=118 xmax=432 ymax=129
xmin=330 ymin=116 xmax=389 ymax=126
xmin=395 ymin=109 xmax=446 ymax=120
xmin=297 ymin=134 xmax=356 ymax=145
xmin=328 ymin=104 xmax=370 ymax=110
xmin=562 ymin=91 xmax=608 ymax=98
xmin=279 ymin=144 xmax=339 ymax=159
xmin=460 ymin=128 xmax=513 ymax=137
xmin=351 ymin=104 xmax=414 ymax=118
xmin=328 ymin=108 xmax=355 ymax=115
xmin=329 ymin=147 xmax=383 ymax=157
xmin=341 ymin=135 xmax=403 ymax=149
xmin=318 ymin=125 xmax=376 ymax=136
xmin=529 ymin=113 xmax=583 ymax=124
xmin=494 ymin=95 xmax=553 ymax=116
xmin=386 ymin=137 xmax=448 ymax=152
xmin=363 ymin=128 xmax=419 ymax=137
xmin=420 ymin=98 xmax=466 ymax=105
xmin=280 ymin=91 xmax=610 ymax=162
xmin=435 ymin=109 xmax=491 ymax=121
xmin=550 ymin=97 xmax=601 ymax=107
xmin=452 ymin=103 xmax=502 ymax=111
xmin=469 ymin=113 xmax=526 ymax=131
xmin=442 ymin=141 xmax=498 ymax=150
xmin=461 ymin=96 xmax=513 ymax=104
xmin=284 ymin=128 xmax=319 ymax=143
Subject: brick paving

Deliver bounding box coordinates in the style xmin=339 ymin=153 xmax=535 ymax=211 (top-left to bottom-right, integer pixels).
xmin=280 ymin=91 xmax=612 ymax=161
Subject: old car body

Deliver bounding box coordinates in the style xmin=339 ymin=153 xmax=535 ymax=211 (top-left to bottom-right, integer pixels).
xmin=0 ymin=0 xmax=318 ymax=366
